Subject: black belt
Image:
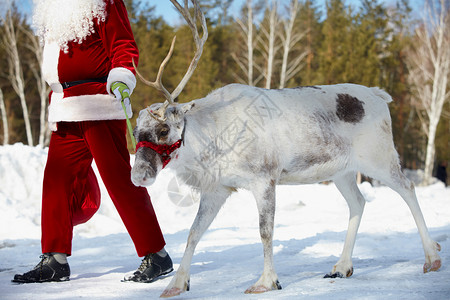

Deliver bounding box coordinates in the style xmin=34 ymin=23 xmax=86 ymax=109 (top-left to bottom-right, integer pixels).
xmin=61 ymin=76 xmax=108 ymax=89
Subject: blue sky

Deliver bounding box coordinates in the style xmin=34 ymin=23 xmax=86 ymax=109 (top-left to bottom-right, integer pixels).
xmin=15 ymin=0 xmax=421 ymax=24
xmin=143 ymin=0 xmax=412 ymax=24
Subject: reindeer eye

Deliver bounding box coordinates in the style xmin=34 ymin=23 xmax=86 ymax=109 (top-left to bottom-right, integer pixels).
xmin=157 ymin=124 xmax=170 ymax=140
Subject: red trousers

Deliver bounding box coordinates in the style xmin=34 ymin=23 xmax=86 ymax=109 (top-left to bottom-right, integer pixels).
xmin=41 ymin=120 xmax=165 ymax=256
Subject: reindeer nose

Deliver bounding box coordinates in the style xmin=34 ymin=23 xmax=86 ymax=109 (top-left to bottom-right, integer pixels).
xmin=131 ymin=163 xmax=157 ymax=187
xmin=131 ymin=170 xmax=156 ymax=187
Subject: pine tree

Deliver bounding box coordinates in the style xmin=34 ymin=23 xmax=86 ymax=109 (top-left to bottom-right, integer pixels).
xmin=381 ymin=0 xmax=415 ymax=164
xmin=294 ymin=0 xmax=322 ymax=85
xmin=350 ymin=0 xmax=389 ymax=86
xmin=318 ymin=0 xmax=353 ymax=84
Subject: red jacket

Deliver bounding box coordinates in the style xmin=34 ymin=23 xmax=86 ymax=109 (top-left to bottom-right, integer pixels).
xmin=42 ymin=0 xmax=138 ymax=130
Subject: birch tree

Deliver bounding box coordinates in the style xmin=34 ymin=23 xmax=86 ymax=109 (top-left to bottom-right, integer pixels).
xmin=407 ymin=0 xmax=450 ymax=184
xmin=21 ymin=25 xmax=50 ymax=146
xmin=278 ymin=0 xmax=308 ymax=89
xmin=259 ymin=0 xmax=281 ymax=89
xmin=1 ymin=8 xmax=33 ymax=146
xmin=0 ymin=89 xmax=9 ymax=145
xmin=232 ymin=0 xmax=263 ymax=86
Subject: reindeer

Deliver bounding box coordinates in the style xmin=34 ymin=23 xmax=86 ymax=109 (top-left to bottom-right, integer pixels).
xmin=130 ymin=1 xmax=442 ymax=297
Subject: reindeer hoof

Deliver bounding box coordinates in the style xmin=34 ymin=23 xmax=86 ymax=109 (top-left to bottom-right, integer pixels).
xmin=324 ymin=272 xmax=344 ymax=279
xmin=325 ymin=266 xmax=353 ymax=278
xmin=244 ymin=280 xmax=282 ymax=294
xmin=160 ymin=280 xmax=190 ymax=298
xmin=423 ymin=259 xmax=441 ymax=273
xmin=160 ymin=288 xmax=184 ymax=298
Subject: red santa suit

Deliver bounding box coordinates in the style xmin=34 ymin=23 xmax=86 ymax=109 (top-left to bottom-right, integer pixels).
xmin=38 ymin=0 xmax=166 ymax=256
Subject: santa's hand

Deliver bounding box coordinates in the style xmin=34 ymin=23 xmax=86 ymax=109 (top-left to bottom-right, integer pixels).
xmin=111 ymin=82 xmax=130 ymax=105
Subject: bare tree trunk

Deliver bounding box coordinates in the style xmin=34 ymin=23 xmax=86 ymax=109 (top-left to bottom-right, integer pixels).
xmin=407 ymin=0 xmax=450 ymax=185
xmin=21 ymin=25 xmax=50 ymax=146
xmin=246 ymin=0 xmax=254 ymax=86
xmin=233 ymin=0 xmax=260 ymax=86
xmin=2 ymin=10 xmax=33 ymax=146
xmin=279 ymin=0 xmax=308 ymax=89
xmin=0 ymin=89 xmax=9 ymax=145
xmin=260 ymin=0 xmax=280 ymax=89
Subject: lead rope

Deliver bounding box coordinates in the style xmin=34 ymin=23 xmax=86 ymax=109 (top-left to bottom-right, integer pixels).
xmin=121 ymin=99 xmax=137 ymax=150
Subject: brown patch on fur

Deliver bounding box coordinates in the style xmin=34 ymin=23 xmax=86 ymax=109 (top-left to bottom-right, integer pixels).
xmin=290 ymin=153 xmax=332 ymax=171
xmin=336 ymin=94 xmax=365 ymax=123
xmin=245 ymin=154 xmax=280 ymax=177
xmin=282 ymin=111 xmax=349 ymax=174
xmin=258 ymin=182 xmax=276 ymax=241
xmin=380 ymin=119 xmax=392 ymax=135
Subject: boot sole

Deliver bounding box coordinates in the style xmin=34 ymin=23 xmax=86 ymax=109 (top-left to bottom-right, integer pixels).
xmin=122 ymin=267 xmax=174 ymax=283
xmin=12 ymin=276 xmax=70 ymax=284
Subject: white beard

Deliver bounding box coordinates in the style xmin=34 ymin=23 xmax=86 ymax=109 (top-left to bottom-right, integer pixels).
xmin=32 ymin=0 xmax=109 ymax=52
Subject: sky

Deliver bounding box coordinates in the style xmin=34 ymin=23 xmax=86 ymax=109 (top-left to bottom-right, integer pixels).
xmin=141 ymin=0 xmax=423 ymax=25
xmin=13 ymin=0 xmax=422 ymax=25
xmin=153 ymin=0 xmax=408 ymax=23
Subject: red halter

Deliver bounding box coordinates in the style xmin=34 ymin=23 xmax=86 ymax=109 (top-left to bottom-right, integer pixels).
xmin=135 ymin=139 xmax=182 ymax=168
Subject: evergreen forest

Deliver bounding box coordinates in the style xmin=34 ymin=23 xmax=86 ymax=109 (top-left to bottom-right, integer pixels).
xmin=0 ymin=0 xmax=449 ymax=184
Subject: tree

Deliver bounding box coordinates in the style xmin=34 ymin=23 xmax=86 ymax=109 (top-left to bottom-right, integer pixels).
xmin=1 ymin=6 xmax=33 ymax=146
xmin=202 ymin=0 xmax=235 ymax=26
xmin=294 ymin=0 xmax=322 ymax=85
xmin=171 ymin=20 xmax=218 ymax=102
xmin=259 ymin=0 xmax=281 ymax=89
xmin=0 ymin=88 xmax=8 ymax=145
xmin=382 ymin=0 xmax=415 ymax=163
xmin=232 ymin=0 xmax=263 ymax=86
xmin=209 ymin=19 xmax=237 ymax=85
xmin=407 ymin=0 xmax=450 ymax=184
xmin=278 ymin=0 xmax=308 ymax=89
xmin=318 ymin=0 xmax=352 ymax=84
xmin=21 ymin=25 xmax=50 ymax=146
xmin=348 ymin=0 xmax=388 ymax=86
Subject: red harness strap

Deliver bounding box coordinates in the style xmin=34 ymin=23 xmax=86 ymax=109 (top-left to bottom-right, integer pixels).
xmin=135 ymin=139 xmax=182 ymax=168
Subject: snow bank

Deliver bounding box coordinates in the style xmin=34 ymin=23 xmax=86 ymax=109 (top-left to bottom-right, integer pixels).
xmin=1 ymin=143 xmax=449 ymax=299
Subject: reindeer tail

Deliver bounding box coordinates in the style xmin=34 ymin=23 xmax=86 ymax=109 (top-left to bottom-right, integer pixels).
xmin=370 ymin=87 xmax=393 ymax=103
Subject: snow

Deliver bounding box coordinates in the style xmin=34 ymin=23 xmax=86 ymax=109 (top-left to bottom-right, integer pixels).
xmin=1 ymin=143 xmax=449 ymax=299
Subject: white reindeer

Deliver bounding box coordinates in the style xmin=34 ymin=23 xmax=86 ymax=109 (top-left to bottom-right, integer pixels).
xmin=130 ymin=1 xmax=442 ymax=297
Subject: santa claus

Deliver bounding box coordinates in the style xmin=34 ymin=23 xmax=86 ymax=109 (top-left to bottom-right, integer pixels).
xmin=12 ymin=0 xmax=173 ymax=284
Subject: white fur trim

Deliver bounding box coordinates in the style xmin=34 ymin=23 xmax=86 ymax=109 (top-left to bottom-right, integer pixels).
xmin=48 ymin=93 xmax=132 ymax=131
xmin=42 ymin=42 xmax=60 ymax=85
xmin=107 ymin=67 xmax=137 ymax=95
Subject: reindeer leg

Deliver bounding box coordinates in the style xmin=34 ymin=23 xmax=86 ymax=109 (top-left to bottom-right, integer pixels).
xmin=160 ymin=189 xmax=229 ymax=298
xmin=374 ymin=163 xmax=441 ymax=273
xmin=326 ymin=173 xmax=366 ymax=278
xmin=355 ymin=122 xmax=441 ymax=273
xmin=245 ymin=180 xmax=281 ymax=294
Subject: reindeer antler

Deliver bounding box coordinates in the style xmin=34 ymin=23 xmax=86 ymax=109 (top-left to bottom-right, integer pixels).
xmin=134 ymin=0 xmax=208 ymax=107
xmin=169 ymin=0 xmax=208 ymax=102
xmin=132 ymin=36 xmax=176 ymax=104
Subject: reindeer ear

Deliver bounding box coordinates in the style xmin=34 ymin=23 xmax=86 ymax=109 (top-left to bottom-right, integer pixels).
xmin=167 ymin=102 xmax=195 ymax=118
xmin=136 ymin=109 xmax=147 ymax=123
xmin=181 ymin=102 xmax=195 ymax=114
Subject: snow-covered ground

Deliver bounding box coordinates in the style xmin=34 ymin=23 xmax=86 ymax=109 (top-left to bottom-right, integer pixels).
xmin=1 ymin=143 xmax=449 ymax=299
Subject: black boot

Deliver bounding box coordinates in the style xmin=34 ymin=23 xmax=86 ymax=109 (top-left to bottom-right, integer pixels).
xmin=12 ymin=254 xmax=70 ymax=283
xmin=124 ymin=252 xmax=173 ymax=283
